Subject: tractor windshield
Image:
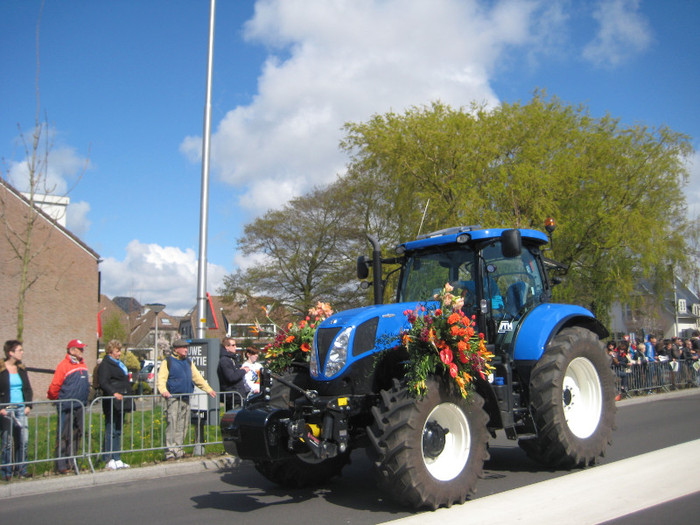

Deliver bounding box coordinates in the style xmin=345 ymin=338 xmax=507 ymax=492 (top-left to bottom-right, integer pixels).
xmin=398 ymin=247 xmax=478 ymax=310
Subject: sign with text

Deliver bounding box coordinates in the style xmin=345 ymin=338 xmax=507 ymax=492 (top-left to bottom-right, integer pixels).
xmin=187 ymin=338 xmax=220 ymax=417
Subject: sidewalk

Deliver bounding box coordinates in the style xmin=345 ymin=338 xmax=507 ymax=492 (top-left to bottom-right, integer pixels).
xmin=0 ymin=455 xmax=239 ymax=499
xmin=1 ymin=387 xmax=696 ymax=500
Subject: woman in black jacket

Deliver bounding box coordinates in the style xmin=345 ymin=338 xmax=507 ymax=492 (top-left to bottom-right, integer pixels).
xmin=97 ymin=340 xmax=131 ymax=470
xmin=1 ymin=340 xmax=33 ymax=480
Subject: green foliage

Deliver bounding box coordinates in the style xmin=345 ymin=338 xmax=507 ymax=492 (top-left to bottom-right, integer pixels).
xmin=341 ymin=92 xmax=695 ymax=321
xmin=102 ymin=312 xmax=128 ymax=343
xmin=221 ymin=92 xmax=695 ymax=326
xmin=122 ymin=350 xmax=140 ymax=372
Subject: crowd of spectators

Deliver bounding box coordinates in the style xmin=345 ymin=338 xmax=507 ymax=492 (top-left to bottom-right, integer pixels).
xmin=607 ymin=331 xmax=700 ymax=400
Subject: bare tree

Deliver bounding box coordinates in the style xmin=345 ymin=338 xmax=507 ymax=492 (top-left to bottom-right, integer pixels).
xmin=1 ymin=1 xmax=87 ymax=339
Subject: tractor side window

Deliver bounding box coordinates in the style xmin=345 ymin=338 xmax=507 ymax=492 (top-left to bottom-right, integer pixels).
xmin=481 ymin=243 xmax=545 ymax=320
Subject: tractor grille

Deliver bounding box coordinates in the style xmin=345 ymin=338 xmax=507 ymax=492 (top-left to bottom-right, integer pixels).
xmin=352 ymin=317 xmax=379 ymax=357
xmin=316 ymin=327 xmax=342 ymax=369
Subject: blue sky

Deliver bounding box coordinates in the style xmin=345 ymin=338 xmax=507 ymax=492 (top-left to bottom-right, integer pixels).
xmin=2 ymin=0 xmax=699 ymax=315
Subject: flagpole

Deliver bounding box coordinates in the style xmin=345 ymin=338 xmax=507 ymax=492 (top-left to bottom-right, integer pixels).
xmin=196 ymin=0 xmax=216 ymax=340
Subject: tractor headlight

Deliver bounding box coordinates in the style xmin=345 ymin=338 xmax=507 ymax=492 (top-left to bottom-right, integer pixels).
xmin=323 ymin=326 xmax=352 ymax=377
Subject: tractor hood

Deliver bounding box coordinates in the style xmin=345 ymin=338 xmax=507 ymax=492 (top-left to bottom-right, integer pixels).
xmin=311 ymin=301 xmax=432 ymax=380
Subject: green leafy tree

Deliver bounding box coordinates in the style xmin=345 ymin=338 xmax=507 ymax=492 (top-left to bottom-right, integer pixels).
xmin=341 ymin=93 xmax=694 ymax=321
xmin=102 ymin=313 xmax=128 ymax=344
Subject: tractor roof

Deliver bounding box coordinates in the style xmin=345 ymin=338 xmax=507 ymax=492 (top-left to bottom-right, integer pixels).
xmin=398 ymin=226 xmax=549 ymax=252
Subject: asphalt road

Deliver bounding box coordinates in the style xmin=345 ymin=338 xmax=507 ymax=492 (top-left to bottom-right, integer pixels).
xmin=1 ymin=390 xmax=698 ymax=525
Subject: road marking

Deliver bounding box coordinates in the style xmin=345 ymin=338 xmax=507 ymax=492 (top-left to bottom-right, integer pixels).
xmin=380 ymin=439 xmax=700 ymax=525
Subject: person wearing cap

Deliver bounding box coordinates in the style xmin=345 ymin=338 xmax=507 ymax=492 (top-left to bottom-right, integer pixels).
xmin=47 ymin=339 xmax=90 ymax=474
xmin=157 ymin=339 xmax=216 ymax=460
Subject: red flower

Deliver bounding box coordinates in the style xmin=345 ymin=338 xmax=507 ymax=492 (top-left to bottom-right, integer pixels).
xmin=449 ymin=363 xmax=458 ymax=378
xmin=440 ymin=347 xmax=453 ymax=365
xmin=301 ymin=343 xmax=311 ymax=353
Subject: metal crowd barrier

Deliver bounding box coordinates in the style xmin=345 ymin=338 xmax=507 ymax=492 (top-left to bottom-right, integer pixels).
xmin=611 ymin=360 xmax=700 ymax=397
xmin=0 ymin=390 xmax=244 ymax=479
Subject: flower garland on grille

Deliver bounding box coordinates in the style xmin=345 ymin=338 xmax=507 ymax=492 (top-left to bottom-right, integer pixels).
xmin=401 ymin=283 xmax=494 ymax=398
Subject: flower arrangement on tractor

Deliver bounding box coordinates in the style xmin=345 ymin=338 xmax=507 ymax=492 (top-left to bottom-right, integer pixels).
xmin=263 ymin=301 xmax=334 ymax=374
xmin=401 ymin=283 xmax=494 ymax=398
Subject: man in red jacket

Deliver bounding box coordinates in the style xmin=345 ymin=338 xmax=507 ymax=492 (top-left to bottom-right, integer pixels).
xmin=47 ymin=339 xmax=90 ymax=474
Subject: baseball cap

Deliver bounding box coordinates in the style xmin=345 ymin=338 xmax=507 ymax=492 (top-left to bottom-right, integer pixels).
xmin=67 ymin=339 xmax=87 ymax=350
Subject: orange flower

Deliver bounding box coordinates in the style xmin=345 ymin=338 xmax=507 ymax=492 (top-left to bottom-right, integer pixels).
xmin=301 ymin=342 xmax=311 ymax=353
xmin=299 ymin=320 xmax=307 ymax=328
xmin=285 ymin=335 xmax=295 ymax=343
xmin=450 ymin=325 xmax=462 ymax=337
xmin=447 ymin=312 xmax=461 ymax=325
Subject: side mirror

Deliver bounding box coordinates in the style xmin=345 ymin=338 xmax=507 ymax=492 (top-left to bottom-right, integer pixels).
xmin=501 ymin=229 xmax=522 ymax=258
xmin=357 ymin=255 xmax=370 ymax=280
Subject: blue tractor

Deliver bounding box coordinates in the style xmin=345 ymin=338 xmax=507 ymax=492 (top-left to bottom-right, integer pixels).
xmin=221 ymin=225 xmax=616 ymax=509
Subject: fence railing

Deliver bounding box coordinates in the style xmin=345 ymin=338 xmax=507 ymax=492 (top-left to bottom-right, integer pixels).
xmin=611 ymin=359 xmax=700 ymax=397
xmin=0 ymin=390 xmax=244 ymax=479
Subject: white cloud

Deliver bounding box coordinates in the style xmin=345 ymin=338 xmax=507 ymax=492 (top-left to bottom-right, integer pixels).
xmin=66 ymin=200 xmax=91 ymax=238
xmin=183 ymin=0 xmax=558 ymax=214
xmin=7 ymin=130 xmax=89 ymax=196
xmin=100 ymin=240 xmax=228 ymax=316
xmin=583 ymin=0 xmax=652 ymax=67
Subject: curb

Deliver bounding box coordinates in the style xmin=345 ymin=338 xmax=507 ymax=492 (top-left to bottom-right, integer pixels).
xmin=0 ymin=455 xmax=240 ymax=499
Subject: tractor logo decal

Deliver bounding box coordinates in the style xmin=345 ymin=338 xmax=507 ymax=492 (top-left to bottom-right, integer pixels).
xmin=498 ymin=320 xmax=514 ymax=333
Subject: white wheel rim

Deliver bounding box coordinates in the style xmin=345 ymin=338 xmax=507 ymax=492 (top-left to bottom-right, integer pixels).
xmin=562 ymin=357 xmax=602 ymax=438
xmin=422 ymin=402 xmax=471 ymax=481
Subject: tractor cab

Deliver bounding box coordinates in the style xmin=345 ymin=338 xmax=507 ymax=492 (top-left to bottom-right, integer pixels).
xmin=394 ymin=227 xmax=551 ymax=353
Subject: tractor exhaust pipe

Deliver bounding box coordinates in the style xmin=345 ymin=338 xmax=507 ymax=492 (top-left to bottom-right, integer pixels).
xmin=367 ymin=234 xmax=383 ymax=305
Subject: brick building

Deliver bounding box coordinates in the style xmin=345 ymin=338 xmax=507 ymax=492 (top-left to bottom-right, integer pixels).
xmin=0 ymin=179 xmax=100 ymax=398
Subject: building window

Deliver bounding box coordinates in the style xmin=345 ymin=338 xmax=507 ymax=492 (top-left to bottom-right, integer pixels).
xmin=678 ymin=299 xmax=687 ymax=314
xmin=693 ymin=304 xmax=700 ymax=317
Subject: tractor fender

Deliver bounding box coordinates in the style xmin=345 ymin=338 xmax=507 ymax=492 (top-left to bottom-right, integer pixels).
xmin=512 ymin=303 xmax=608 ymax=361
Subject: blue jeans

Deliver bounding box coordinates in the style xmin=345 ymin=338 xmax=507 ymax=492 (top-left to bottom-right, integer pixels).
xmin=102 ymin=411 xmax=124 ymax=462
xmin=1 ymin=406 xmax=29 ymax=478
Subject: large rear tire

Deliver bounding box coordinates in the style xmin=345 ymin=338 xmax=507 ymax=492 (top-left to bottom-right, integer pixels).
xmin=367 ymin=377 xmax=490 ymax=510
xmin=519 ymin=326 xmax=616 ymax=468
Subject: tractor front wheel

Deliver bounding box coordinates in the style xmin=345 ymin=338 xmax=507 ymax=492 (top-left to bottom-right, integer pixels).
xmin=367 ymin=377 xmax=490 ymax=509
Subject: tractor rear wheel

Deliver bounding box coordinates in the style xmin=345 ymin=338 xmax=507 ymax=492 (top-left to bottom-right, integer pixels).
xmin=367 ymin=377 xmax=489 ymax=510
xmin=519 ymin=326 xmax=616 ymax=468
